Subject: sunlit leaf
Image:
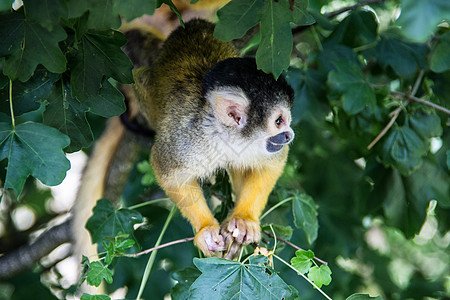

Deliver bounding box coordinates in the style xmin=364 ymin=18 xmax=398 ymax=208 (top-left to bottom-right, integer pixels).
xmin=307 ymin=265 xmax=332 ymax=288
xmin=87 ymin=261 xmax=113 ymax=287
xmin=291 ymin=250 xmax=314 ymax=274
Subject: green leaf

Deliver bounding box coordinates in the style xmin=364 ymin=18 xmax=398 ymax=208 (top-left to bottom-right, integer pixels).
xmin=23 ymin=0 xmax=68 ymax=31
xmin=43 ymin=79 xmax=93 ymax=152
xmin=0 ymin=122 xmax=70 ymax=196
xmin=81 ymin=294 xmax=111 ymax=300
xmin=190 ymin=256 xmax=293 ymax=299
xmin=214 ymin=0 xmax=263 ymax=41
xmin=84 ymin=80 xmax=125 ymax=118
xmin=447 ymin=150 xmax=450 ymax=170
xmin=0 ymin=12 xmax=23 ymax=56
xmin=86 ymin=261 xmax=113 ymax=287
xmin=256 ymin=0 xmax=293 ymax=78
xmin=69 ymin=31 xmax=133 ymax=101
xmin=396 ymin=0 xmax=450 ymax=42
xmin=113 ymin=0 xmax=157 ymax=21
xmin=86 ymin=199 xmax=143 ymax=245
xmin=307 ymin=265 xmax=332 ymax=288
xmin=408 ymin=109 xmax=442 ymax=140
xmin=375 ymin=36 xmax=428 ymax=77
xmin=0 ymin=67 xmax=59 ymax=116
xmin=380 ymin=125 xmax=426 ymax=175
xmin=325 ymin=10 xmax=378 ymax=48
xmin=292 ymin=193 xmax=318 ymax=245
xmin=0 ymin=0 xmax=13 ymax=11
xmin=430 ymin=31 xmax=450 ymax=73
xmin=346 ymin=293 xmax=383 ymax=300
xmin=1 ymin=12 xmax=67 ymax=81
xmin=215 ymin=0 xmax=313 ymax=78
xmin=86 ymin=0 xmax=121 ymax=29
xmin=327 ymin=61 xmax=376 ymax=115
xmin=291 ymin=250 xmax=314 ymax=274
xmin=171 ymin=266 xmax=202 ymax=300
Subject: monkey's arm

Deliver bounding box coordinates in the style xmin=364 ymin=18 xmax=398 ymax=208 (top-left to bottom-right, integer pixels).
xmin=223 ymin=148 xmax=288 ymax=258
xmin=159 ymin=179 xmax=224 ymax=256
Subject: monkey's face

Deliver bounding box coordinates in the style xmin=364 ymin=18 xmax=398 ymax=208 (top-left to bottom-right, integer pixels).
xmin=264 ymin=107 xmax=294 ymax=153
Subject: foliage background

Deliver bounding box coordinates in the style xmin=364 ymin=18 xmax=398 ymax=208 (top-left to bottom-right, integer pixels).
xmin=0 ymin=0 xmax=449 ymax=299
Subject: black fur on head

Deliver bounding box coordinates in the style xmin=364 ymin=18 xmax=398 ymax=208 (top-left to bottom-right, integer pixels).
xmin=202 ymin=57 xmax=294 ymax=136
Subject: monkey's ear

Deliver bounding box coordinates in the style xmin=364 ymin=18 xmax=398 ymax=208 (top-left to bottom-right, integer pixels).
xmin=208 ymin=90 xmax=248 ymax=128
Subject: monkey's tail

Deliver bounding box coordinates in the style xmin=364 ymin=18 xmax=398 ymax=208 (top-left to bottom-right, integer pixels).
xmin=71 ymin=117 xmax=125 ymax=290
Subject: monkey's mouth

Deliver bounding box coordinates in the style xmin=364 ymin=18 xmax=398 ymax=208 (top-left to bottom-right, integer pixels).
xmin=266 ymin=140 xmax=284 ymax=153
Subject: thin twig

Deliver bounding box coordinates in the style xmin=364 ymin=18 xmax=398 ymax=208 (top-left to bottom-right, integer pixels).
xmin=325 ymin=0 xmax=387 ymax=18
xmin=262 ymin=230 xmax=328 ymax=266
xmin=124 ymin=237 xmax=195 ymax=258
xmin=390 ymin=91 xmax=450 ymax=115
xmin=367 ymin=106 xmax=402 ymax=150
xmin=274 ymin=254 xmax=333 ymax=300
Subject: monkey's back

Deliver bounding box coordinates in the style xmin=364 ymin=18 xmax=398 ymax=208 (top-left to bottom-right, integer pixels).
xmin=144 ymin=20 xmax=239 ymax=177
xmin=149 ymin=20 xmax=238 ymax=128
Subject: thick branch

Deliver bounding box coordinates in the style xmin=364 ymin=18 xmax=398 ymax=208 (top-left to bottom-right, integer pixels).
xmin=0 ymin=220 xmax=72 ymax=279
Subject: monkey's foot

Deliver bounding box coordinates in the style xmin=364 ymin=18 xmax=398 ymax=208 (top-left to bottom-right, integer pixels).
xmin=194 ymin=224 xmax=225 ymax=257
xmin=221 ymin=217 xmax=261 ymax=259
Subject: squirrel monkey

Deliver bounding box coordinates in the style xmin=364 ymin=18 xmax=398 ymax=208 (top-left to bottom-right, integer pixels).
xmin=133 ymin=19 xmax=294 ymax=258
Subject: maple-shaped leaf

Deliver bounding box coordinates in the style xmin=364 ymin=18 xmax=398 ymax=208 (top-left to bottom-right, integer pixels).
xmin=86 ymin=261 xmax=113 ymax=287
xmin=291 ymin=249 xmax=315 ymax=274
xmin=0 ymin=11 xmax=67 ymax=82
xmin=308 ymin=265 xmax=332 ymax=288
xmin=81 ymin=294 xmax=111 ymax=300
xmin=0 ymin=122 xmax=70 ymax=196
xmin=189 ymin=256 xmax=293 ymax=299
xmin=43 ymin=79 xmax=93 ymax=152
xmin=69 ymin=30 xmax=133 ymax=101
xmin=23 ymin=0 xmax=68 ymax=31
xmin=86 ymin=199 xmax=143 ymax=245
xmin=215 ymin=0 xmax=314 ymax=78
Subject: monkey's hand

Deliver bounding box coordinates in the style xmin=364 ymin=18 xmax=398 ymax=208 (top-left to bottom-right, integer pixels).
xmin=194 ymin=224 xmax=225 ymax=257
xmin=221 ymin=217 xmax=261 ymax=259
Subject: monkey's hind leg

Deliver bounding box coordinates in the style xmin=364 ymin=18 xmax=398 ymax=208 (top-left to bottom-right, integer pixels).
xmin=223 ymin=156 xmax=287 ymax=259
xmin=161 ymin=179 xmax=225 ymax=256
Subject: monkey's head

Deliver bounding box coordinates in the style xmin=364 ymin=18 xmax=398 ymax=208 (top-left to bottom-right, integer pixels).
xmin=202 ymin=57 xmax=295 ymax=157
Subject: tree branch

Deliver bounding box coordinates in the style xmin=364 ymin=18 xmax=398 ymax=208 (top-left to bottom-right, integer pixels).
xmin=390 ymin=91 xmax=450 ymax=115
xmin=0 ymin=219 xmax=72 ymax=279
xmin=123 ymin=237 xmax=195 ymax=258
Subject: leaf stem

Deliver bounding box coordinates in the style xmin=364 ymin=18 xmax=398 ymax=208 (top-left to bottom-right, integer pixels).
xmin=260 ymin=197 xmax=293 ymax=221
xmin=135 ymin=205 xmax=177 ymax=300
xmin=311 ymin=26 xmax=323 ymax=52
xmin=262 ymin=230 xmax=328 ymax=265
xmin=390 ymin=91 xmax=450 ymax=115
xmin=273 ymin=254 xmax=332 ymax=300
xmin=9 ymin=80 xmax=15 ymax=128
xmin=127 ymin=197 xmax=171 ymax=210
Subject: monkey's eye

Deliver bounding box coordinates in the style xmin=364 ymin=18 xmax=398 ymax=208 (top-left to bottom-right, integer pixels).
xmin=275 ymin=116 xmax=283 ymax=127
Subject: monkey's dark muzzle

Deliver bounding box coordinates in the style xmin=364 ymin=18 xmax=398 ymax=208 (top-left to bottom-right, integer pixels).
xmin=266 ymin=131 xmax=294 ymax=152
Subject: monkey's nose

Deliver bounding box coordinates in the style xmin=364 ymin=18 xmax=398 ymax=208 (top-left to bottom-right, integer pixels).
xmin=268 ymin=131 xmax=294 ymax=145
